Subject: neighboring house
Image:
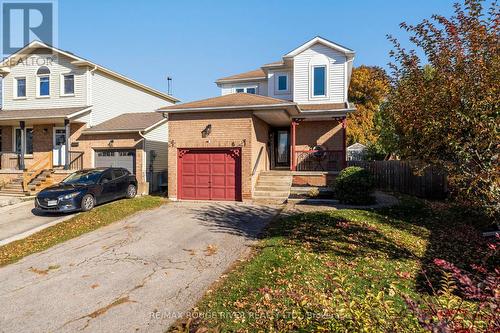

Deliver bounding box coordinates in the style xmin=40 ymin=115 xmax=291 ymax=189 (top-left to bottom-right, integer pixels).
xmin=0 ymin=41 xmax=178 ymax=195
xmin=347 ymin=142 xmax=367 ymax=161
xmin=158 ymin=36 xmax=356 ymax=202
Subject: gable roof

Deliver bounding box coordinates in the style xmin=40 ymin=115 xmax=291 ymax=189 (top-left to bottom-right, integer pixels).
xmin=0 ymin=41 xmax=179 ymax=103
xmin=283 ymin=36 xmax=355 ymax=58
xmin=216 ymin=68 xmax=266 ymax=83
xmin=83 ymin=112 xmax=166 ymax=134
xmin=158 ymin=93 xmax=296 ymax=112
xmin=215 ymin=36 xmax=354 ymax=84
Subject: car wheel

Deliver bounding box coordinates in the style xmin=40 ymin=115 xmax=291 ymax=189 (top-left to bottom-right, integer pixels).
xmin=126 ymin=184 xmax=137 ymax=198
xmin=81 ymin=194 xmax=95 ymax=212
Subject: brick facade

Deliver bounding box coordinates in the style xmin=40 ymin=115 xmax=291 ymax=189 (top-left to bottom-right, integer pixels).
xmin=168 ymin=110 xmax=270 ymax=201
xmin=0 ymin=122 xmax=147 ymax=191
xmin=295 ymin=120 xmax=343 ymax=151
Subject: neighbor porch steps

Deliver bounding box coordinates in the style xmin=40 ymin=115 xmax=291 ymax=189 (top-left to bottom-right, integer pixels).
xmin=253 ymin=171 xmax=292 ymax=204
xmin=0 ymin=169 xmax=55 ymax=196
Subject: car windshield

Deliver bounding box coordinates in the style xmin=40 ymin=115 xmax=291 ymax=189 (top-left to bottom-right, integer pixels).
xmin=62 ymin=170 xmax=103 ymax=185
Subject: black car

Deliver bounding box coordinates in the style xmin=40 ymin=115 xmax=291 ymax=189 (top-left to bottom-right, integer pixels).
xmin=35 ymin=167 xmax=138 ymax=213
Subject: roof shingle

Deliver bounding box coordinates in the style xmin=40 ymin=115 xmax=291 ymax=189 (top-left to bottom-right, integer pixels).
xmin=298 ymin=103 xmax=348 ymax=111
xmin=158 ymin=93 xmax=293 ymax=111
xmin=0 ymin=106 xmax=90 ymax=120
xmin=216 ymin=69 xmax=266 ymax=82
xmin=84 ymin=112 xmax=165 ymax=133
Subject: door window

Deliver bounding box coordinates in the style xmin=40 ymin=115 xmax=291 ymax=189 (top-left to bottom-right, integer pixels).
xmin=54 ymin=129 xmax=66 ymax=147
xmin=276 ymin=130 xmax=289 ymax=164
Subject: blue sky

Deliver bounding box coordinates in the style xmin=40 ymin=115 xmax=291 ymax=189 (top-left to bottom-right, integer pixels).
xmin=58 ymin=0 xmax=460 ymax=102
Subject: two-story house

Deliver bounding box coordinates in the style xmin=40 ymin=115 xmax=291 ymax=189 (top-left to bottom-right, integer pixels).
xmin=0 ymin=41 xmax=178 ymax=195
xmin=158 ymin=36 xmax=356 ymax=202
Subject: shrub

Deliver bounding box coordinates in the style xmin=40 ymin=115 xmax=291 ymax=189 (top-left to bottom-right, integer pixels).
xmin=307 ymin=188 xmax=320 ymax=198
xmin=335 ymin=166 xmax=375 ymax=205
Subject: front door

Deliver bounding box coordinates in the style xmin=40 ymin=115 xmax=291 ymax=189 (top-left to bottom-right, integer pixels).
xmin=53 ymin=128 xmax=67 ymax=166
xmin=274 ymin=129 xmax=290 ymax=168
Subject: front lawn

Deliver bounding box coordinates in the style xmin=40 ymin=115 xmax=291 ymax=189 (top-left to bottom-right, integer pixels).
xmin=0 ymin=196 xmax=166 ymax=267
xmin=171 ymin=197 xmax=497 ymax=332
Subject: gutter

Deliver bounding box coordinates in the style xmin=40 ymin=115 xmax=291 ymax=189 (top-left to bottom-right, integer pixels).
xmin=157 ymin=103 xmax=297 ymax=113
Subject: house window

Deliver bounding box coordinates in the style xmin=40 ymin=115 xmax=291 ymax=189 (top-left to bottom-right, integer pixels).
xmin=313 ymin=66 xmax=326 ymax=96
xmin=235 ymin=87 xmax=257 ymax=94
xmin=14 ymin=128 xmax=33 ymax=154
xmin=37 ymin=66 xmax=51 ymax=97
xmin=15 ymin=78 xmax=26 ymax=98
xmin=62 ymin=74 xmax=74 ymax=95
xmin=278 ymin=75 xmax=287 ymax=91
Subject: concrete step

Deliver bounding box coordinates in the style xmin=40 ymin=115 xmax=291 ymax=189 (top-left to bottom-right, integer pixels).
xmin=0 ymin=189 xmax=28 ymax=196
xmin=259 ymin=171 xmax=292 ymax=175
xmin=258 ymin=176 xmax=292 ymax=182
xmin=254 ymin=185 xmax=291 ymax=192
xmin=253 ymin=190 xmax=290 ymax=197
xmin=3 ymin=183 xmax=23 ymax=189
xmin=253 ymin=198 xmax=288 ymax=205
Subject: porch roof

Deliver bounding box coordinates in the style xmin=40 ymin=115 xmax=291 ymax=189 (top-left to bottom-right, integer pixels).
xmin=82 ymin=112 xmax=166 ymax=134
xmin=0 ymin=106 xmax=92 ymax=122
xmin=158 ymin=93 xmax=297 ymax=113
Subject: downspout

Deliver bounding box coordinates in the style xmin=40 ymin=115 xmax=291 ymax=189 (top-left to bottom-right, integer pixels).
xmin=138 ymin=131 xmax=148 ymax=194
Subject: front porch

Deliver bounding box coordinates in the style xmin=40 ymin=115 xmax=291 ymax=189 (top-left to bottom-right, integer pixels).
xmin=0 ymin=118 xmax=86 ymax=195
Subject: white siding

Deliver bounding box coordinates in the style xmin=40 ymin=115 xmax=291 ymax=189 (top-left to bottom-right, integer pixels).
xmin=267 ymin=69 xmax=293 ymax=101
xmin=292 ymin=43 xmax=346 ymax=104
xmin=144 ymin=121 xmax=168 ymax=191
xmin=2 ymin=50 xmax=88 ymax=110
xmin=219 ymin=80 xmax=268 ymax=96
xmin=91 ymin=71 xmax=173 ymax=126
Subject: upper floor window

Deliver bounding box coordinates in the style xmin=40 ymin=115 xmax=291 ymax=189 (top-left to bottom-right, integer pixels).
xmin=235 ymin=87 xmax=257 ymax=94
xmin=62 ymin=74 xmax=75 ymax=95
xmin=278 ymin=75 xmax=288 ymax=91
xmin=313 ymin=66 xmax=326 ymax=96
xmin=15 ymin=77 xmax=26 ymax=98
xmin=36 ymin=66 xmax=50 ymax=97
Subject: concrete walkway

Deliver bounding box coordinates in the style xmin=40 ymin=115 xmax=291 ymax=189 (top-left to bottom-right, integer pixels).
xmin=0 ymin=201 xmax=280 ymax=333
xmin=0 ymin=201 xmax=77 ymax=245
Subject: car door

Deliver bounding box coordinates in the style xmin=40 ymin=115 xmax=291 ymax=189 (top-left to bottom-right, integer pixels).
xmin=97 ymin=169 xmax=116 ymax=203
xmin=112 ymin=168 xmax=128 ymax=198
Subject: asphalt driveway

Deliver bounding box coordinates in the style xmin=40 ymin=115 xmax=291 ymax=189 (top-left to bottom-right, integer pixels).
xmin=0 ymin=201 xmax=280 ymax=333
xmin=0 ymin=201 xmax=77 ymax=245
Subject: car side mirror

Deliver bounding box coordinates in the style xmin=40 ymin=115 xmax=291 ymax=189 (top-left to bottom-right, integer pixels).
xmin=101 ymin=178 xmax=109 ymax=184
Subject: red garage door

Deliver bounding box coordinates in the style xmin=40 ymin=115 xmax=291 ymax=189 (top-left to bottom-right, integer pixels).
xmin=178 ymin=148 xmax=241 ymax=201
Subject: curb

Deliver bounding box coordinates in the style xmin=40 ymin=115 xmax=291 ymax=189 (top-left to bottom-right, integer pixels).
xmin=0 ymin=213 xmax=76 ymax=247
xmin=0 ymin=199 xmax=34 ymax=213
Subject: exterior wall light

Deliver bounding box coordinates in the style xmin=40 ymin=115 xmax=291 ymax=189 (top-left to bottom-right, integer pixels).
xmin=201 ymin=124 xmax=212 ymax=138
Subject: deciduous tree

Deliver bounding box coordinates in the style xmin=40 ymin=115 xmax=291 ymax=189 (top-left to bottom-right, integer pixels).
xmin=386 ymin=0 xmax=499 ymax=219
xmin=347 ymin=65 xmax=389 ymax=146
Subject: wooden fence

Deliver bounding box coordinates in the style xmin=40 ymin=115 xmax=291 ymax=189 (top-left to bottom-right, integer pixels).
xmin=348 ymin=160 xmax=448 ymax=199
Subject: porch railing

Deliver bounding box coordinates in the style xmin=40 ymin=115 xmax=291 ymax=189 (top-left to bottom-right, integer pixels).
xmin=295 ymin=150 xmax=345 ymax=172
xmin=0 ymin=153 xmax=21 ymax=170
xmin=68 ymin=151 xmax=84 ymax=171
xmin=22 ymin=151 xmax=53 ymax=190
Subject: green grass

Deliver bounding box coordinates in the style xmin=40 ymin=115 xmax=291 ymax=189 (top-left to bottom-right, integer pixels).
xmin=170 ymin=197 xmax=495 ymax=332
xmin=0 ymin=196 xmax=166 ymax=267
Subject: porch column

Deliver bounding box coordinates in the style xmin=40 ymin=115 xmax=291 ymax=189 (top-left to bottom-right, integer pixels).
xmin=64 ymin=118 xmax=70 ymax=170
xmin=19 ymin=121 xmax=25 ymax=170
xmin=290 ymin=120 xmax=298 ymax=171
xmin=342 ymin=117 xmax=347 ymax=169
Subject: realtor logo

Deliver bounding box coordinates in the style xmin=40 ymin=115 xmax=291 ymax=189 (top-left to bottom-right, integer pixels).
xmin=1 ymin=0 xmax=57 ymax=57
